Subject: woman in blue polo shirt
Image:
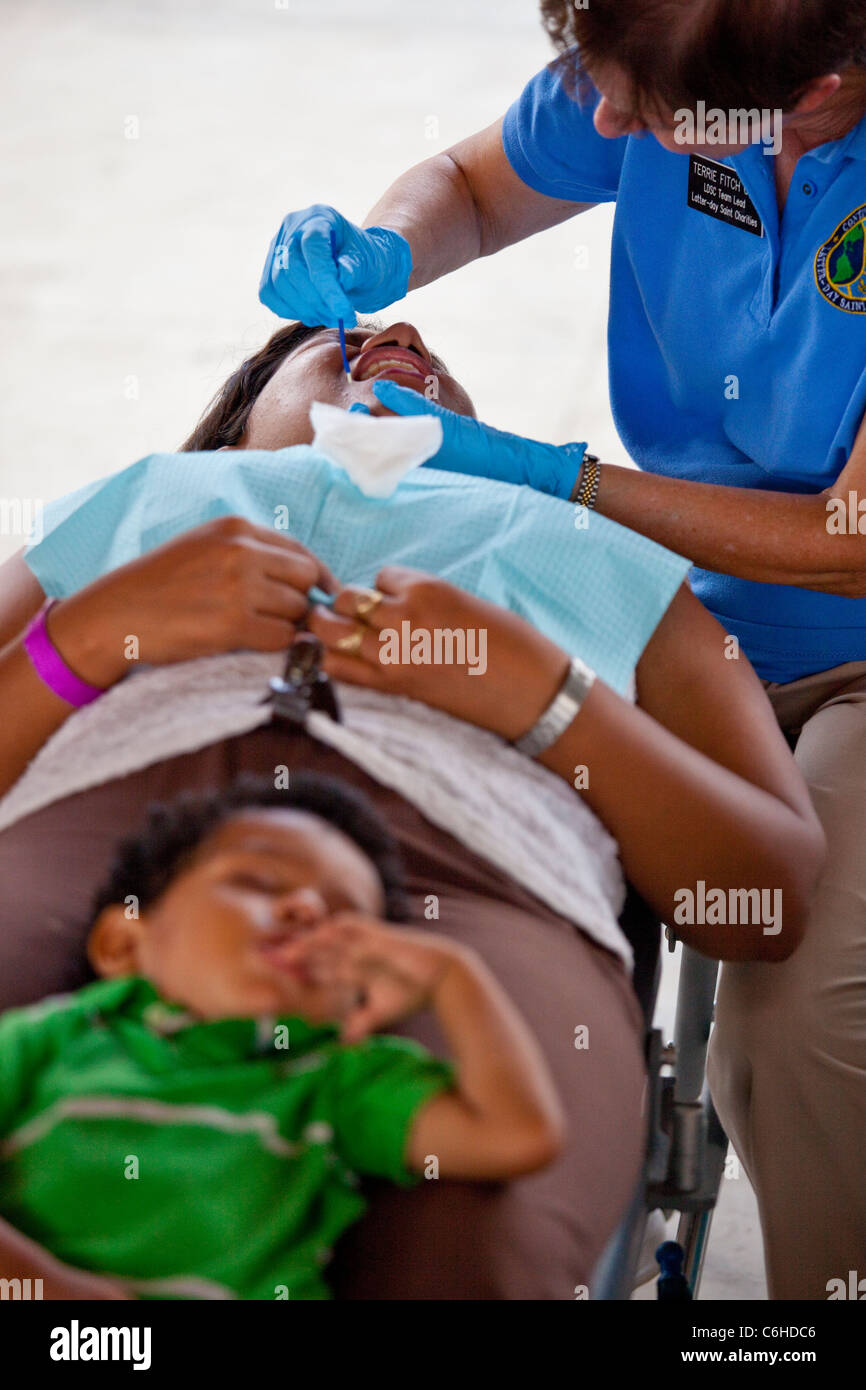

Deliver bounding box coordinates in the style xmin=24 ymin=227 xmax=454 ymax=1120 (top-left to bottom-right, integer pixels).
xmin=258 ymin=2 xmax=866 ymax=1299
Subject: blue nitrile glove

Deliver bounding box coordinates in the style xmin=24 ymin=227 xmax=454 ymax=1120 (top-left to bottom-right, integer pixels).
xmin=371 ymin=380 xmax=587 ymax=501
xmin=258 ymin=204 xmax=413 ymax=328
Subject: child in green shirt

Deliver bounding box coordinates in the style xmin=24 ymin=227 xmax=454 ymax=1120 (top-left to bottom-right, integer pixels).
xmin=0 ymin=773 xmax=563 ymax=1300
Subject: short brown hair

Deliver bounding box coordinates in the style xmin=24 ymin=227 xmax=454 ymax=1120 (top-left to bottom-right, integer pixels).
xmin=540 ymin=0 xmax=866 ymax=118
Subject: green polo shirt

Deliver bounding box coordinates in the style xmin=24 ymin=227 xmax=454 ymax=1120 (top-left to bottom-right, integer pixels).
xmin=0 ymin=977 xmax=452 ymax=1300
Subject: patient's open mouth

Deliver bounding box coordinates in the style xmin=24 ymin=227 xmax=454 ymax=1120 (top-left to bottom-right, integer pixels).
xmin=352 ymin=344 xmax=431 ymax=385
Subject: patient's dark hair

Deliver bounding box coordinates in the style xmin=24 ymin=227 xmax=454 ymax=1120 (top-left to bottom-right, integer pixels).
xmin=91 ymin=773 xmax=408 ymax=921
xmin=180 ymin=321 xmax=323 ymax=452
xmin=540 ymin=0 xmax=866 ymax=116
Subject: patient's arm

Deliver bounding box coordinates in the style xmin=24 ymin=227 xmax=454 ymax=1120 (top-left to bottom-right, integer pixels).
xmin=541 ymin=584 xmax=825 ymax=959
xmin=314 ymin=573 xmax=824 ymax=961
xmin=0 ymin=519 xmax=333 ymax=799
xmin=0 ymin=552 xmax=77 ymax=798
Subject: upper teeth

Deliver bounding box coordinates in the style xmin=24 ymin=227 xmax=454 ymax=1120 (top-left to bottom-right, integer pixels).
xmin=359 ymin=359 xmax=421 ymax=381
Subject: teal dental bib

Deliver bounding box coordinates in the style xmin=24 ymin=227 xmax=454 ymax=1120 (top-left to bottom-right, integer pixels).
xmin=25 ymin=447 xmax=691 ymax=696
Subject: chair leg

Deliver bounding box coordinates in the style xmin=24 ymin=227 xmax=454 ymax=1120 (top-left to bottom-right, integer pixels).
xmin=589 ymin=1181 xmax=652 ymax=1300
xmin=644 ymin=949 xmax=729 ymax=1297
xmin=590 ymin=1028 xmax=664 ymax=1300
xmin=591 ymin=928 xmax=732 ymax=1300
xmin=675 ymin=1209 xmax=716 ymax=1297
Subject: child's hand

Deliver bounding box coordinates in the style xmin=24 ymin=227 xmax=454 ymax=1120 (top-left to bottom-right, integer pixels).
xmin=0 ymin=1214 xmax=134 ymax=1301
xmin=287 ymin=914 xmax=459 ymax=1044
xmin=291 ymin=916 xmax=566 ymax=1181
xmin=39 ymin=1261 xmax=133 ymax=1300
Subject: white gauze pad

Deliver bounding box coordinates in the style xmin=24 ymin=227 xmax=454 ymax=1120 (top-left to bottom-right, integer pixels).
xmin=310 ymin=400 xmax=443 ymax=498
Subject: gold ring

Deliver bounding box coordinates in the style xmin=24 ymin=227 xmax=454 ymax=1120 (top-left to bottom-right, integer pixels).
xmin=354 ymin=588 xmax=384 ymax=619
xmin=335 ymin=627 xmax=365 ymax=655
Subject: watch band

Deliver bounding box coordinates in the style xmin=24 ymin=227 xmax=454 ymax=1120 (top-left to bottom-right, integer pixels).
xmin=514 ymin=656 xmax=597 ymax=758
xmin=575 ymin=453 xmax=601 ymax=510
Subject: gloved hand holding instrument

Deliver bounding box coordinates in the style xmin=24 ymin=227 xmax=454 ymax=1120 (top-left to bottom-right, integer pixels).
xmin=258 ymin=204 xmax=596 ymax=503
xmin=258 ymin=203 xmax=413 ymax=328
xmin=371 ymin=379 xmax=593 ymax=503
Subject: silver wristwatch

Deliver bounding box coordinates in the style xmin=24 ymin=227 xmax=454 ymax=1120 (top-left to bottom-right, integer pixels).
xmin=514 ymin=656 xmax=597 ymax=758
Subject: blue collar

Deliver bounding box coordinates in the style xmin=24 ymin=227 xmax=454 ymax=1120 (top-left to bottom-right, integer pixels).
xmin=728 ymin=110 xmax=866 ymax=206
xmin=798 ymin=109 xmax=866 ymax=165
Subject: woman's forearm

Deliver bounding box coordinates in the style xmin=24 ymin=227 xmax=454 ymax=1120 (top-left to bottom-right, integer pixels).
xmin=0 ymin=517 xmax=336 ymax=801
xmin=364 ymin=151 xmax=484 ymax=292
xmin=364 ymin=119 xmax=588 ymax=293
xmin=593 ymin=464 xmax=866 ymax=596
xmin=539 ymin=681 xmax=823 ymax=960
xmin=0 ymin=642 xmax=77 ymax=796
xmin=0 ymin=593 xmax=126 ymax=799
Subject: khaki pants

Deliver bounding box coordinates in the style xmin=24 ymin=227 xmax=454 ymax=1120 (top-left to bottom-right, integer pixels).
xmin=708 ymin=660 xmax=866 ymax=1300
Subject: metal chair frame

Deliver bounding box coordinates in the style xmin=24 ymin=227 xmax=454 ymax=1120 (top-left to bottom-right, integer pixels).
xmin=591 ymin=894 xmax=729 ymax=1300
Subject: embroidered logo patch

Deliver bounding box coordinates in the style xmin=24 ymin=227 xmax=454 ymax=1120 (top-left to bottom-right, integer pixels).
xmin=815 ymin=205 xmax=866 ymax=313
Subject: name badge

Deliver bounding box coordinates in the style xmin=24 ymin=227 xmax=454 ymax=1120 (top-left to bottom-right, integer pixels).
xmin=687 ymin=155 xmax=764 ymax=237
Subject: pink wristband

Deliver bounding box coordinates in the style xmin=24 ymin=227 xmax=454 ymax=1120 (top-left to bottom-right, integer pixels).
xmin=23 ymin=600 xmax=106 ymax=707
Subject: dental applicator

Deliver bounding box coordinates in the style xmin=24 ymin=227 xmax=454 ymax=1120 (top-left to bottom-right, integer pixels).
xmin=338 ymin=318 xmax=351 ymax=379
xmin=307 ymin=585 xmax=336 ymax=608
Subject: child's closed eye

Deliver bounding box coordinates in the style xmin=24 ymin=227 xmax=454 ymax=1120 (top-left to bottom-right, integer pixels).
xmin=228 ymin=871 xmax=285 ymax=894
